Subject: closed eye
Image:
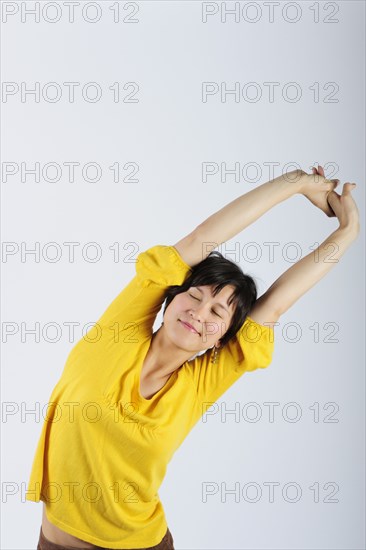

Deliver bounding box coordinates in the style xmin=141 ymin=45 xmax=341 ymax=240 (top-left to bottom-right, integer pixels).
xmin=188 ymin=293 xmax=221 ymax=317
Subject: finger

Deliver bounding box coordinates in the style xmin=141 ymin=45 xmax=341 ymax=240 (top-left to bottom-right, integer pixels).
xmin=325 ymin=200 xmax=337 ymax=217
xmin=327 ymin=189 xmax=341 ymax=204
xmin=342 ymin=182 xmax=357 ymax=194
xmin=324 ymin=178 xmax=336 ymax=191
xmin=329 ymin=179 xmax=340 ymax=193
xmin=328 ymin=189 xmax=341 ymax=200
xmin=327 ymin=190 xmax=340 ymax=216
xmin=312 ymin=166 xmax=323 ymax=182
xmin=317 ymin=165 xmax=325 ymax=177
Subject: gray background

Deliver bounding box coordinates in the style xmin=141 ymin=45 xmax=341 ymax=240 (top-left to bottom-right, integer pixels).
xmin=1 ymin=1 xmax=365 ymax=549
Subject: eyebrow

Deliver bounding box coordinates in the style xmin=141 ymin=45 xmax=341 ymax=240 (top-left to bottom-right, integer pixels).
xmin=195 ymin=286 xmax=230 ymax=314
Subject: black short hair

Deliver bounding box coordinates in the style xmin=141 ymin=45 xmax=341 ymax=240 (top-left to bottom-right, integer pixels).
xmin=162 ymin=250 xmax=257 ymax=348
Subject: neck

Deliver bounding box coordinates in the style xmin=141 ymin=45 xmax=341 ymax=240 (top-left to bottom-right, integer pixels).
xmin=144 ymin=327 xmax=197 ymax=379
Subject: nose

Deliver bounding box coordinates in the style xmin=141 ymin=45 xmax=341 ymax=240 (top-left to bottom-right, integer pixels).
xmin=189 ymin=309 xmax=202 ymax=323
xmin=189 ymin=307 xmax=221 ymax=340
xmin=189 ymin=302 xmax=208 ymax=325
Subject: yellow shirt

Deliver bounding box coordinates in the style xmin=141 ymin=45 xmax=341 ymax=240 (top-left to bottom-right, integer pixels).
xmin=26 ymin=244 xmax=275 ymax=548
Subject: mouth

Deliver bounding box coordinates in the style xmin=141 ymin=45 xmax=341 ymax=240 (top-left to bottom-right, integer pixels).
xmin=179 ymin=320 xmax=201 ymax=336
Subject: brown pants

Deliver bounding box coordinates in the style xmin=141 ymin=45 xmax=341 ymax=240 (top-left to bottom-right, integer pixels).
xmin=36 ymin=526 xmax=175 ymax=550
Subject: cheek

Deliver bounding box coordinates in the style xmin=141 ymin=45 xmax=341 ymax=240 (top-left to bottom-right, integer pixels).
xmin=172 ymin=295 xmax=189 ymax=310
xmin=165 ymin=297 xmax=187 ymax=319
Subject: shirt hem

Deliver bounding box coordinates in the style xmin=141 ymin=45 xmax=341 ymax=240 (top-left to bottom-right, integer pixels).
xmin=44 ymin=506 xmax=168 ymax=550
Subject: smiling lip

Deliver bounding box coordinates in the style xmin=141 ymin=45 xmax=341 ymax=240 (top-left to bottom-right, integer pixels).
xmin=179 ymin=320 xmax=200 ymax=335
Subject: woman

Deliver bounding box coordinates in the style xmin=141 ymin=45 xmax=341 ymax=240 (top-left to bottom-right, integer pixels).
xmin=26 ymin=166 xmax=360 ymax=550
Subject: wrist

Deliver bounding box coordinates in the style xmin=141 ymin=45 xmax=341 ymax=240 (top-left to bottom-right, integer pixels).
xmin=276 ymin=170 xmax=304 ymax=197
xmin=334 ymin=224 xmax=359 ymax=243
xmin=280 ymin=169 xmax=307 ymax=195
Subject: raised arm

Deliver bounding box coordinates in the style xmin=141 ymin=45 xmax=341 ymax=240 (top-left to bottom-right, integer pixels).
xmin=173 ymin=168 xmax=337 ymax=268
xmin=173 ymin=167 xmax=359 ymax=326
xmin=252 ymin=182 xmax=360 ymax=322
xmin=173 ymin=171 xmax=304 ymax=268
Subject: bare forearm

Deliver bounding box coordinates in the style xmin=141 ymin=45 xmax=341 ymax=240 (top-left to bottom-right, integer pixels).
xmin=195 ymin=172 xmax=302 ymax=248
xmin=267 ymin=227 xmax=358 ymax=316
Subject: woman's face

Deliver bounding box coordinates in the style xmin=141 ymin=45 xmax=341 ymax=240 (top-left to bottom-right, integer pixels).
xmin=163 ymin=284 xmax=236 ymax=353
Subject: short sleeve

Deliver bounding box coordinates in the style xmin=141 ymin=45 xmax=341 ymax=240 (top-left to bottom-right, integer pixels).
xmin=135 ymin=245 xmax=192 ymax=288
xmin=183 ymin=316 xmax=275 ymax=410
xmin=94 ymin=245 xmax=192 ymax=338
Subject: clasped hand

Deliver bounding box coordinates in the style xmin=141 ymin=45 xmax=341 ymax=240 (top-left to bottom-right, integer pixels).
xmin=295 ymin=165 xmax=360 ymax=235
